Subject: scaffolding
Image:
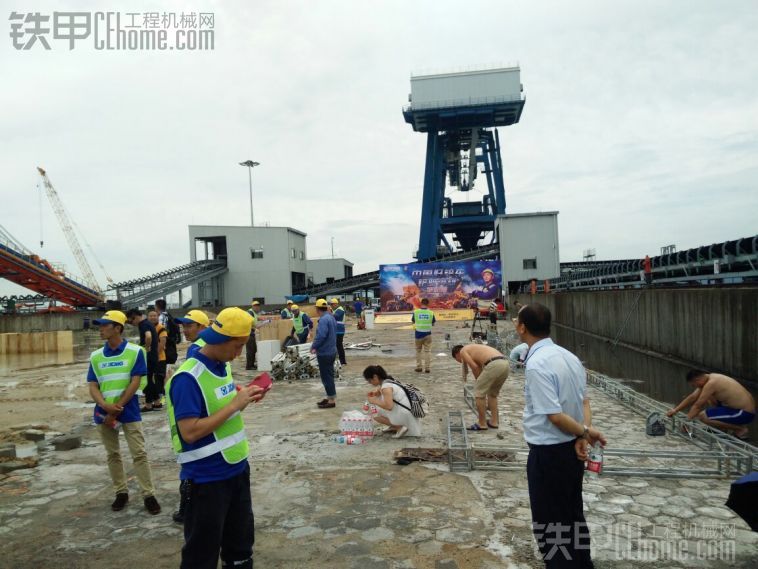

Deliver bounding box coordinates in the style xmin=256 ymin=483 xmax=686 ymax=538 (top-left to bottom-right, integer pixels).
xmin=448 ymin=338 xmax=758 ymax=478
xmin=446 ymin=411 xmax=472 ymax=472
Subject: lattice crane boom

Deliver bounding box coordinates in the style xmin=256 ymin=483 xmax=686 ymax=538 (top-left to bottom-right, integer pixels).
xmin=36 ymin=167 xmax=102 ymax=292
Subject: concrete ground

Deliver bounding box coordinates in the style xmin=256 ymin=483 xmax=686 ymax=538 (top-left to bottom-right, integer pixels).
xmin=0 ymin=319 xmax=756 ymax=568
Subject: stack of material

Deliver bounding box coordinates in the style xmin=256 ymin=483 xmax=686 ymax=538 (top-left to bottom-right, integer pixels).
xmin=270 ymin=343 xmax=341 ymax=382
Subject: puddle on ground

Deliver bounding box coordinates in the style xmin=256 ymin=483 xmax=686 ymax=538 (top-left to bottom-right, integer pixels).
xmin=55 ymin=401 xmax=92 ymax=410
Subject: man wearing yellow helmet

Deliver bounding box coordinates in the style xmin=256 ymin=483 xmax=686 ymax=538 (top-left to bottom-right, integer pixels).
xmin=311 ymin=299 xmax=338 ymax=408
xmin=288 ymin=304 xmax=313 ymax=344
xmin=166 ymin=307 xmax=266 ymax=569
xmin=280 ymin=300 xmax=294 ymax=320
xmin=87 ymin=310 xmax=161 ymax=515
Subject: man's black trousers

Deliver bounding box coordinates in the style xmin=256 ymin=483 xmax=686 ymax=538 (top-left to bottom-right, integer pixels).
xmin=527 ymin=439 xmax=594 ymax=568
xmin=336 ymin=333 xmax=346 ymax=365
xmin=182 ymin=463 xmax=254 ymax=569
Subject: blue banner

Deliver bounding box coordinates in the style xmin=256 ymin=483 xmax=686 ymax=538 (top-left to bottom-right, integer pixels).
xmin=379 ymin=260 xmax=501 ymax=312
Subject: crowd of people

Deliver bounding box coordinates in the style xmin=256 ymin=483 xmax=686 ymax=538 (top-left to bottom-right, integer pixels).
xmin=84 ymin=298 xmax=754 ymax=569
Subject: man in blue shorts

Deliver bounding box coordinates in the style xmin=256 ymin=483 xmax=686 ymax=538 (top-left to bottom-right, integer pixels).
xmin=667 ymin=369 xmax=756 ymax=439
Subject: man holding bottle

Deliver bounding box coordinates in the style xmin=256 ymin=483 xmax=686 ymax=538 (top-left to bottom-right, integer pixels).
xmin=516 ymin=303 xmax=606 ymax=568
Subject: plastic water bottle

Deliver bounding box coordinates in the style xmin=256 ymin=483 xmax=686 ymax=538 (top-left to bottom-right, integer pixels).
xmin=95 ymin=411 xmax=121 ymax=430
xmin=586 ymin=442 xmax=604 ymax=477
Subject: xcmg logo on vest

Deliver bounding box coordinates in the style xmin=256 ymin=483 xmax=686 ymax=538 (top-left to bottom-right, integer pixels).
xmin=99 ymin=361 xmax=126 ymax=369
xmin=214 ymin=383 xmax=235 ymax=399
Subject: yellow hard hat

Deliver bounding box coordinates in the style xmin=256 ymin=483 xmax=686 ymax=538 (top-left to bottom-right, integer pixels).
xmin=252 ymin=300 xmax=260 ymax=306
xmin=199 ymin=307 xmax=254 ymax=344
xmin=315 ymin=298 xmax=328 ymax=308
xmin=291 ymin=304 xmax=299 ymax=310
xmin=329 ymin=298 xmax=339 ymax=304
xmin=176 ymin=309 xmax=210 ymax=327
xmin=94 ymin=310 xmax=127 ymax=326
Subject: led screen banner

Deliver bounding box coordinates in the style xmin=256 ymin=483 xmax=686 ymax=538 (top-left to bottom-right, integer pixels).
xmin=379 ymin=260 xmax=501 ymax=312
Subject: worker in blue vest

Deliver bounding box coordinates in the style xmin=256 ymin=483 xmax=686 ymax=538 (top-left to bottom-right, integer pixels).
xmin=87 ymin=310 xmax=161 ymax=515
xmin=330 ymin=297 xmax=347 ymax=365
xmin=412 ymin=298 xmax=436 ymax=373
xmin=166 ymin=307 xmax=266 ymax=569
xmin=280 ymin=300 xmax=294 ymax=320
xmin=288 ymin=304 xmax=313 ymax=344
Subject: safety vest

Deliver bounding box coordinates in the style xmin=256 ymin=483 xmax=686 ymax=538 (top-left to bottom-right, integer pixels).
xmin=186 ymin=338 xmax=232 ymax=374
xmin=293 ymin=313 xmax=306 ymax=334
xmin=281 ymin=308 xmax=293 ymax=319
xmin=165 ymin=358 xmax=249 ymax=465
xmin=247 ymin=309 xmax=258 ymax=330
xmin=90 ymin=342 xmax=143 ymax=404
xmin=333 ymin=306 xmax=346 ymax=334
xmin=413 ymin=308 xmax=434 ymax=332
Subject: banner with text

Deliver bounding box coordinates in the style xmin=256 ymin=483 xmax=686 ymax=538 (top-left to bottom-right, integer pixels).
xmin=379 ymin=260 xmax=501 ymax=312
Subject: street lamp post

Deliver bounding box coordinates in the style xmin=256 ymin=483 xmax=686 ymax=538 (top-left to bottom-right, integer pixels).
xmin=239 ymin=160 xmax=260 ymax=226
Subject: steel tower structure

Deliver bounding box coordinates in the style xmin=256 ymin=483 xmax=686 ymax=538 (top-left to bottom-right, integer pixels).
xmin=403 ymin=66 xmax=525 ymax=260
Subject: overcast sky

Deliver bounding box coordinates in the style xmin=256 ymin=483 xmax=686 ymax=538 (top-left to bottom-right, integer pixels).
xmin=1 ymin=0 xmax=757 ymax=297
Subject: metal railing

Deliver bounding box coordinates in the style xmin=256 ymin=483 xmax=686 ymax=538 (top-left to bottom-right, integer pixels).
xmin=448 ymin=335 xmax=758 ymax=477
xmin=110 ymin=260 xmax=227 ymax=307
xmin=404 ymin=94 xmax=524 ymax=113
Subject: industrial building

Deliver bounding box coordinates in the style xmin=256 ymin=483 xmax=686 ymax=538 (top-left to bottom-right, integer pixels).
xmin=495 ymin=212 xmax=560 ymax=285
xmin=306 ymin=258 xmax=353 ymax=287
xmin=188 ymin=225 xmax=352 ymax=307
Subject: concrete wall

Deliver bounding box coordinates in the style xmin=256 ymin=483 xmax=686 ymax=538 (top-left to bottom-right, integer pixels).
xmin=513 ymin=287 xmax=758 ymax=382
xmin=0 ymin=330 xmax=73 ymax=354
xmin=189 ymin=225 xmax=307 ymax=306
xmin=0 ymin=312 xmax=91 ymax=333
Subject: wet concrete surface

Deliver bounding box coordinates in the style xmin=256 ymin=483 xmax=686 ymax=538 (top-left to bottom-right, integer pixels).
xmin=0 ymin=320 xmax=757 ymax=568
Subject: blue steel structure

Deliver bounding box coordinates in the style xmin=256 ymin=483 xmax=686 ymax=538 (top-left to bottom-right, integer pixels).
xmin=403 ymin=80 xmax=525 ymax=260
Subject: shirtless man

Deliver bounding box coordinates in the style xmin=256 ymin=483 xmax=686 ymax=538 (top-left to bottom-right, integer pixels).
xmin=667 ymin=369 xmax=756 ymax=439
xmin=452 ymin=343 xmax=510 ymax=431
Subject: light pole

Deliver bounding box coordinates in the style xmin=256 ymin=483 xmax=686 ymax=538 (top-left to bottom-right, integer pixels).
xmin=239 ymin=160 xmax=260 ymax=226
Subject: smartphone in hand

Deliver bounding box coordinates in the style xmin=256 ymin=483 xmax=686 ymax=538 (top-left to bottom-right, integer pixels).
xmin=248 ymin=372 xmax=273 ymax=393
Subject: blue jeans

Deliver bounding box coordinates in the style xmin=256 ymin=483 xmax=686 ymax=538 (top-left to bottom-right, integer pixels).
xmin=317 ymin=354 xmax=337 ymax=398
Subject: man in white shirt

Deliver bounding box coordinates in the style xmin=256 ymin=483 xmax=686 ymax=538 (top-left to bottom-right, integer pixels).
xmin=517 ymin=303 xmax=606 ymax=568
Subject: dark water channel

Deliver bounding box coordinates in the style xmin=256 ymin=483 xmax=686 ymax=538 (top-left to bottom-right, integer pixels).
xmin=553 ymin=325 xmax=758 ymax=442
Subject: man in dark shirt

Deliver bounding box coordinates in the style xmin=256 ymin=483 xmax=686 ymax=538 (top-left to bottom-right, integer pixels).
xmin=127 ymin=308 xmax=159 ymax=411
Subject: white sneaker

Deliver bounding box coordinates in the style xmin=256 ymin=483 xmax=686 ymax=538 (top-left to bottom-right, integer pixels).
xmin=393 ymin=426 xmax=409 ymax=439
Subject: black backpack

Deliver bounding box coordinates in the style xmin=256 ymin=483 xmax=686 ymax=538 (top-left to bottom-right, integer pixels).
xmin=386 ymin=378 xmax=429 ymax=419
xmin=163 ymin=312 xmax=181 ymax=364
